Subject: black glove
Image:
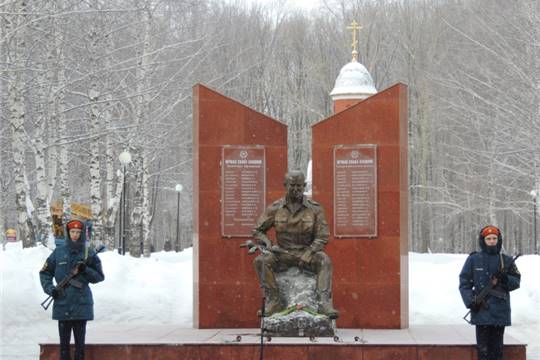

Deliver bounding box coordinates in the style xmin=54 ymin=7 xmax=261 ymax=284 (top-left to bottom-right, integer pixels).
xmin=469 ymin=296 xmax=482 ymax=312
xmin=76 ymin=261 xmax=86 ymax=272
xmin=494 ymin=271 xmax=508 ymax=284
xmin=86 ymin=256 xmax=95 ymax=267
xmin=51 ymin=288 xmax=63 ymax=299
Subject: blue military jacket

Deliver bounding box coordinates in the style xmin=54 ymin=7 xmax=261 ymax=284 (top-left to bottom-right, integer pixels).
xmin=40 ymin=240 xmax=104 ymax=321
xmin=459 ymin=250 xmax=520 ymax=326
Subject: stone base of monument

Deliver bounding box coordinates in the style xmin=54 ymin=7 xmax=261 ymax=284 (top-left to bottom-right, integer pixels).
xmin=275 ymin=267 xmax=318 ymax=309
xmin=262 ymin=267 xmax=335 ymax=337
xmin=39 ymin=325 xmax=526 ymax=360
xmin=264 ymin=311 xmax=335 ymax=337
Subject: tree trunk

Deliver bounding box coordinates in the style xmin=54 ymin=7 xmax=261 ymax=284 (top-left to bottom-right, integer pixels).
xmin=103 ymin=94 xmax=122 ymax=249
xmin=8 ymin=0 xmax=34 ymax=248
xmin=88 ymin=83 xmax=103 ymax=245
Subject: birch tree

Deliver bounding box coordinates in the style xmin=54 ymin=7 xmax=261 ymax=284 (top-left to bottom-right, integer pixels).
xmin=29 ymin=1 xmax=59 ymax=248
xmin=5 ymin=0 xmax=34 ymax=248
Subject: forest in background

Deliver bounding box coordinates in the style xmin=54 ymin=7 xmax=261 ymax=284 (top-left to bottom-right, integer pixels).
xmin=1 ymin=0 xmax=538 ymax=255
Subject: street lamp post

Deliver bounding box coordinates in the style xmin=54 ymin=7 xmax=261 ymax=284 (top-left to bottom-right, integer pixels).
xmin=175 ymin=184 xmax=183 ymax=252
xmin=530 ymin=190 xmax=537 ymax=255
xmin=119 ymin=151 xmax=132 ymax=255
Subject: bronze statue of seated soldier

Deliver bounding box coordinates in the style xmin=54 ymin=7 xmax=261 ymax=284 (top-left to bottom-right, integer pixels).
xmin=252 ymin=170 xmax=339 ymax=319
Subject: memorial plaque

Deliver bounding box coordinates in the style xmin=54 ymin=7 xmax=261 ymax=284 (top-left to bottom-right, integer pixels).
xmin=334 ymin=145 xmax=377 ymax=237
xmin=221 ymin=146 xmax=266 ymax=237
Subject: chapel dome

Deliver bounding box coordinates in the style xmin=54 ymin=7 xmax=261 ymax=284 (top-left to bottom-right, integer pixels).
xmin=330 ymin=60 xmax=377 ymax=101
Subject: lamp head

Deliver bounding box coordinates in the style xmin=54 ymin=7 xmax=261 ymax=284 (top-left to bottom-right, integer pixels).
xmin=119 ymin=151 xmax=132 ymax=165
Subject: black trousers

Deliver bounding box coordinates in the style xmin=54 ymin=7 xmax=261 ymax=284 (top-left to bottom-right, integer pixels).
xmin=58 ymin=320 xmax=87 ymax=360
xmin=476 ymin=325 xmax=505 ymax=360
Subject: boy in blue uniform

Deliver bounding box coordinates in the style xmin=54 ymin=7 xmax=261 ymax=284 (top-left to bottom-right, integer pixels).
xmin=459 ymin=225 xmax=521 ymax=360
xmin=40 ymin=219 xmax=104 ymax=360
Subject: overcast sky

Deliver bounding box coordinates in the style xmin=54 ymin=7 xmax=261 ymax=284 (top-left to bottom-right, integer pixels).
xmin=256 ymin=0 xmax=321 ymax=9
xmin=225 ymin=0 xmax=323 ymax=12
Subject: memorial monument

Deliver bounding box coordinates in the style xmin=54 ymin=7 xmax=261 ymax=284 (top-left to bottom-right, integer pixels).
xmin=192 ymin=20 xmax=408 ymax=331
xmin=247 ymin=170 xmax=338 ymax=336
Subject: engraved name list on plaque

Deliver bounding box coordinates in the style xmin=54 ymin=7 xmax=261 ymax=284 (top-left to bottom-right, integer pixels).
xmin=334 ymin=145 xmax=378 ymax=238
xmin=221 ymin=146 xmax=266 ymax=237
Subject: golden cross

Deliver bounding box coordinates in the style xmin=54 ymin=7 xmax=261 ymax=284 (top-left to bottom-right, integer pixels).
xmin=346 ymin=20 xmax=362 ymax=61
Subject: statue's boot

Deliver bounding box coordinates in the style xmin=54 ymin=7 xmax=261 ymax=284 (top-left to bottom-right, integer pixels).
xmin=317 ymin=290 xmax=339 ymax=319
xmin=257 ymin=289 xmax=284 ymax=317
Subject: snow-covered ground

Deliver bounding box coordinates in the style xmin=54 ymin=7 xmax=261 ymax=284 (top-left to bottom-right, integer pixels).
xmin=1 ymin=242 xmax=538 ymax=359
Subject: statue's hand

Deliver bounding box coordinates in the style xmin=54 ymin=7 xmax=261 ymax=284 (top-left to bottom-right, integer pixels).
xmin=256 ymin=236 xmax=272 ymax=249
xmin=299 ymin=248 xmax=314 ymax=269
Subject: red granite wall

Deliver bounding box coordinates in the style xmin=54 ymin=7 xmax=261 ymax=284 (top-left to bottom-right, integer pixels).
xmin=312 ymin=84 xmax=409 ymax=328
xmin=39 ymin=344 xmax=526 ymax=360
xmin=193 ymin=84 xmax=288 ymax=328
xmin=333 ymin=98 xmax=363 ymax=113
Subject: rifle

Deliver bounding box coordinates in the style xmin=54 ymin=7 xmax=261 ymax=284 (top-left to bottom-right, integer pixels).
xmin=40 ymin=245 xmax=106 ymax=310
xmin=240 ymin=239 xmax=289 ymax=256
xmin=463 ymin=253 xmax=520 ymax=323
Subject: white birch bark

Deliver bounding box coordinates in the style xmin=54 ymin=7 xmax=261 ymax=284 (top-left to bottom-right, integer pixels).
xmin=534 ymin=1 xmax=540 ymax=200
xmin=128 ymin=153 xmax=151 ymax=257
xmin=32 ymin=3 xmax=55 ymax=248
xmin=46 ymin=4 xmax=61 ymax=206
xmin=102 ymin=93 xmax=120 ymax=249
xmin=100 ymin=17 xmax=121 ymax=249
xmin=140 ymin=155 xmax=151 ymax=257
xmin=86 ymin=2 xmax=107 ymax=246
xmin=129 ymin=153 xmax=142 ymax=257
xmin=128 ymin=5 xmax=154 ymax=257
xmin=0 ymin=2 xmax=7 ymax=250
xmin=7 ymin=0 xmax=33 ymax=248
xmin=0 ymin=168 xmax=4 ymax=250
xmin=55 ymin=10 xmax=69 ymax=218
xmin=33 ymin=118 xmax=51 ymax=246
xmin=88 ymin=80 xmax=102 ymax=245
xmin=58 ymin=101 xmax=70 ymax=218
